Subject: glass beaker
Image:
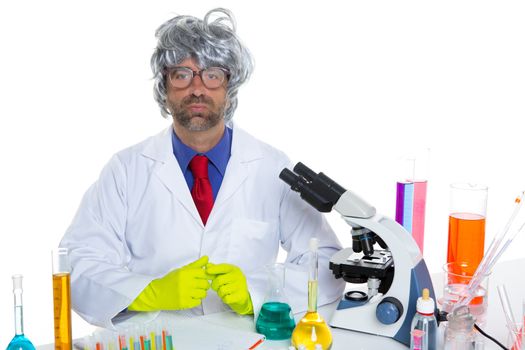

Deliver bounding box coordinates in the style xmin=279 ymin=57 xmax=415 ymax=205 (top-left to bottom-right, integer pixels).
xmin=255 ymin=263 xmax=295 ymax=340
xmin=447 ymin=183 xmax=488 ymax=275
xmin=52 ymin=248 xmax=72 ymax=350
xmin=440 ymin=262 xmax=490 ymax=325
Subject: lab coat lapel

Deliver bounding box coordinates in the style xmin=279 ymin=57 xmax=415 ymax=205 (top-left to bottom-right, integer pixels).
xmin=212 ymin=126 xmax=263 ymax=210
xmin=141 ymin=127 xmax=203 ymax=226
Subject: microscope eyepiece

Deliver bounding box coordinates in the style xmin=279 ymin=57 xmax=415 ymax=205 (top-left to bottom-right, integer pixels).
xmin=293 ymin=162 xmax=318 ymax=182
xmin=279 ymin=162 xmax=347 ymax=213
xmin=279 ymin=168 xmax=301 ymax=190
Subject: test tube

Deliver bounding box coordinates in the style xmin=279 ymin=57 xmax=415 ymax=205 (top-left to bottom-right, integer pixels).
xmin=164 ymin=336 xmax=172 ymax=350
xmin=118 ymin=334 xmax=126 ymax=350
xmin=52 ymin=248 xmax=72 ymax=350
xmin=83 ymin=335 xmax=92 ymax=350
xmin=154 ymin=323 xmax=162 ymax=350
xmin=133 ymin=325 xmax=141 ymax=350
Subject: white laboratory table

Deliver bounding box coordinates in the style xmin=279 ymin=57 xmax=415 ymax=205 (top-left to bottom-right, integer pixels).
xmin=38 ymin=258 xmax=524 ymax=350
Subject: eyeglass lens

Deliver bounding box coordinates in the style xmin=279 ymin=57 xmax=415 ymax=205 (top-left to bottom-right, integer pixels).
xmin=169 ymin=67 xmax=226 ymax=89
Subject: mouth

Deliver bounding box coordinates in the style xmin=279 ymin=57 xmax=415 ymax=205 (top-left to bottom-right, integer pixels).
xmin=187 ymin=104 xmax=208 ymax=113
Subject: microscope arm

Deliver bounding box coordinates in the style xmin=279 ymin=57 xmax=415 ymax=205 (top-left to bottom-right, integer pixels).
xmin=333 ymin=190 xmax=377 ymax=219
xmin=279 ymin=162 xmax=381 ymax=256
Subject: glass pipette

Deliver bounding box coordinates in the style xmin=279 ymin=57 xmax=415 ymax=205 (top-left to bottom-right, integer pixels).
xmin=454 ymin=191 xmax=525 ymax=309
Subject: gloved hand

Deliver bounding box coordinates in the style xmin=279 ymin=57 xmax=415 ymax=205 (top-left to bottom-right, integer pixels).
xmin=206 ymin=263 xmax=254 ymax=315
xmin=128 ymin=256 xmax=211 ymax=311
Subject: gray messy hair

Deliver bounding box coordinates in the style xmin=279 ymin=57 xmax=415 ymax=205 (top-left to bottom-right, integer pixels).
xmin=151 ymin=8 xmax=254 ymax=121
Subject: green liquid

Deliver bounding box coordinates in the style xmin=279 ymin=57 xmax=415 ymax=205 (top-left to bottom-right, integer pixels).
xmin=256 ymin=302 xmax=296 ymax=340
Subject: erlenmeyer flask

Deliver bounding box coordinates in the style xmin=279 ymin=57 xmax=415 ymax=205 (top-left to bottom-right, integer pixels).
xmin=255 ymin=263 xmax=296 ymax=340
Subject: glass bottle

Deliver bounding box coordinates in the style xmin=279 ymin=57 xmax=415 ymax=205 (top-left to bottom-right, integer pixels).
xmin=6 ymin=275 xmax=36 ymax=350
xmin=255 ymin=263 xmax=296 ymax=340
xmin=291 ymin=238 xmax=332 ymax=350
xmin=410 ymin=288 xmax=437 ymax=350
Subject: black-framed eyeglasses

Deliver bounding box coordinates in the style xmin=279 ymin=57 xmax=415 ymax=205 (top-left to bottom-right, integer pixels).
xmin=166 ymin=67 xmax=230 ymax=89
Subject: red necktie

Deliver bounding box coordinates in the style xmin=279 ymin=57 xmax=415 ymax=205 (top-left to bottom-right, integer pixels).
xmin=189 ymin=155 xmax=214 ymax=225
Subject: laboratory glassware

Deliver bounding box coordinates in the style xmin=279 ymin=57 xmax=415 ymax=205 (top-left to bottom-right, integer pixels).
xmin=255 ymin=263 xmax=295 ymax=340
xmin=506 ymin=323 xmax=524 ymax=350
xmin=454 ymin=191 xmax=525 ymax=310
xmin=52 ymin=248 xmax=72 ymax=350
xmin=6 ymin=275 xmax=36 ymax=350
xmin=291 ymin=238 xmax=332 ymax=350
xmin=447 ymin=183 xmax=488 ymax=275
xmin=395 ymin=154 xmax=428 ymax=254
xmin=444 ymin=305 xmax=476 ymax=350
xmin=441 ymin=262 xmax=490 ymax=324
xmin=410 ymin=288 xmax=437 ymax=350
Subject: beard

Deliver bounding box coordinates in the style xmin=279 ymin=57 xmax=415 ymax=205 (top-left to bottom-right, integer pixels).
xmin=168 ymin=95 xmax=225 ymax=132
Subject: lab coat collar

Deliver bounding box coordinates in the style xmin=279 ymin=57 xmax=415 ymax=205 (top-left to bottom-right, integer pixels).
xmin=140 ymin=122 xmax=264 ymax=227
xmin=141 ymin=122 xmax=262 ymax=164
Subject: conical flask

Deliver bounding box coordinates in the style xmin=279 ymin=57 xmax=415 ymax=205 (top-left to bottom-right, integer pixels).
xmin=255 ymin=263 xmax=296 ymax=340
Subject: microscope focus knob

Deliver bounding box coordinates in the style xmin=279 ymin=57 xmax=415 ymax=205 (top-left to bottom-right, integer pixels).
xmin=376 ymin=297 xmax=404 ymax=325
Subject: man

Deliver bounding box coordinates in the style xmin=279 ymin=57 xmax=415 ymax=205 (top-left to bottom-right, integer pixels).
xmin=60 ymin=8 xmax=344 ymax=328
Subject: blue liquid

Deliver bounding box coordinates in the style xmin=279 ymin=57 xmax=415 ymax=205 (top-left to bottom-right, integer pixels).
xmin=256 ymin=302 xmax=295 ymax=340
xmin=6 ymin=334 xmax=36 ymax=350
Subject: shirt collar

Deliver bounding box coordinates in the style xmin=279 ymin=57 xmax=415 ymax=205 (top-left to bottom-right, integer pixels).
xmin=171 ymin=126 xmax=232 ymax=175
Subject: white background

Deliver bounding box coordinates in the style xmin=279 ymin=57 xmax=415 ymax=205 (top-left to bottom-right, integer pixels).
xmin=1 ymin=0 xmax=524 ymax=346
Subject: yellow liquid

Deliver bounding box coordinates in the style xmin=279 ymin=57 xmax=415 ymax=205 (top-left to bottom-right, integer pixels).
xmin=291 ymin=312 xmax=332 ymax=350
xmin=308 ymin=280 xmax=318 ymax=312
xmin=53 ymin=273 xmax=72 ymax=350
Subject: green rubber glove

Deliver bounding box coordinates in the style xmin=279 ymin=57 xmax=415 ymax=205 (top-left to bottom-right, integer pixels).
xmin=128 ymin=256 xmax=211 ymax=311
xmin=206 ymin=263 xmax=254 ymax=315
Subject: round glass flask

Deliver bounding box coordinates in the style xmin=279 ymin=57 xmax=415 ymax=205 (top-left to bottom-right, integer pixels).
xmin=291 ymin=238 xmax=332 ymax=350
xmin=255 ymin=263 xmax=296 ymax=340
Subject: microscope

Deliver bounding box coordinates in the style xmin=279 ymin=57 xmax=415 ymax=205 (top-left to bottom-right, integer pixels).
xmin=280 ymin=162 xmax=435 ymax=346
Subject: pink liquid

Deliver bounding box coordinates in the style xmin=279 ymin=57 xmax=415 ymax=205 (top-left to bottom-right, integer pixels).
xmin=412 ymin=181 xmax=427 ymax=253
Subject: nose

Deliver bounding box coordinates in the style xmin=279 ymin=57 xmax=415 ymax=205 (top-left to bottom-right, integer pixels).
xmin=189 ymin=74 xmax=205 ymax=97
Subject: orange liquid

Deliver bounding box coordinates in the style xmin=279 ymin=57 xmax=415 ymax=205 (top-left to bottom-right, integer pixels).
xmin=447 ymin=213 xmax=485 ymax=275
xmin=53 ymin=273 xmax=72 ymax=350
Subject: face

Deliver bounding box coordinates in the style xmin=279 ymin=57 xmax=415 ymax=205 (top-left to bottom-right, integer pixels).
xmin=166 ymin=58 xmax=228 ymax=132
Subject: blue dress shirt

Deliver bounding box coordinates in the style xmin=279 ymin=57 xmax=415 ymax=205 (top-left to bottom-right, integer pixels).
xmin=171 ymin=127 xmax=232 ymax=201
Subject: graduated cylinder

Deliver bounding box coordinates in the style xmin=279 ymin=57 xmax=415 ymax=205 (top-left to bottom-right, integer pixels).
xmin=52 ymin=248 xmax=72 ymax=350
xmin=447 ymin=183 xmax=487 ymax=275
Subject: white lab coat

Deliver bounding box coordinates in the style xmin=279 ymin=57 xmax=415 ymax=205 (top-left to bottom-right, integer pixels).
xmin=60 ymin=123 xmax=345 ymax=328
